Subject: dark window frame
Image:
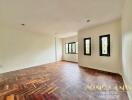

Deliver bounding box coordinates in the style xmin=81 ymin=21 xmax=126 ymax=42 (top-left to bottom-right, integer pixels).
xmin=99 ymin=34 xmax=110 ymax=56
xmin=84 ymin=38 xmax=91 ymax=55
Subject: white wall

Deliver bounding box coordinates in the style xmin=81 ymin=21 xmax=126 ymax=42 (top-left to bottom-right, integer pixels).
xmin=122 ymin=0 xmax=132 ymax=99
xmin=0 ymin=26 xmax=62 ymax=73
xmin=78 ymin=19 xmax=122 ymax=74
xmin=55 ymin=37 xmax=62 ymax=61
xmin=62 ymin=36 xmax=78 ymax=62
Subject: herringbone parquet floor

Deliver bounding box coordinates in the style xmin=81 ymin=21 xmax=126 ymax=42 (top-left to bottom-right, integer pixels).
xmin=0 ymin=61 xmax=129 ymax=100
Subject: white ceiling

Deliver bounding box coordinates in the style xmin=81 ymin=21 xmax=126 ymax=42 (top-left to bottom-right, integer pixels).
xmin=0 ymin=0 xmax=124 ymax=37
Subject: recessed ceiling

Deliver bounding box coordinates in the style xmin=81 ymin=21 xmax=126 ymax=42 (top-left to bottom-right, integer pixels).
xmin=0 ymin=0 xmax=124 ymax=37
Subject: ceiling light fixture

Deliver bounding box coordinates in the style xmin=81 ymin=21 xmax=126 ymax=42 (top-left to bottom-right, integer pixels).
xmin=21 ymin=24 xmax=25 ymax=26
xmin=86 ymin=19 xmax=90 ymax=23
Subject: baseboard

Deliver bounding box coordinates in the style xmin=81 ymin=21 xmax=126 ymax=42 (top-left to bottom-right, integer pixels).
xmin=80 ymin=65 xmax=122 ymax=76
xmin=62 ymin=60 xmax=78 ymax=64
xmin=0 ymin=61 xmax=57 ymax=75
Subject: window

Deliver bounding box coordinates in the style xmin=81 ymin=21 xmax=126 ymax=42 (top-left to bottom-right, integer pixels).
xmin=65 ymin=42 xmax=78 ymax=54
xmin=65 ymin=43 xmax=68 ymax=54
xmin=99 ymin=34 xmax=110 ymax=56
xmin=68 ymin=42 xmax=76 ymax=54
xmin=84 ymin=38 xmax=91 ymax=55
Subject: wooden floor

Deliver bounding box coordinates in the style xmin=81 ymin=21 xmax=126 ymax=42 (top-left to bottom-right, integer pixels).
xmin=0 ymin=61 xmax=128 ymax=100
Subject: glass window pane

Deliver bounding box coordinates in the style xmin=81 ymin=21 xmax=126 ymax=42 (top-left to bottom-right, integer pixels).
xmin=72 ymin=43 xmax=76 ymax=53
xmin=102 ymin=37 xmax=108 ymax=54
xmin=84 ymin=38 xmax=91 ymax=55
xmin=76 ymin=42 xmax=78 ymax=53
xmin=68 ymin=44 xmax=72 ymax=53
xmin=65 ymin=43 xmax=68 ymax=53
xmin=86 ymin=40 xmax=90 ymax=54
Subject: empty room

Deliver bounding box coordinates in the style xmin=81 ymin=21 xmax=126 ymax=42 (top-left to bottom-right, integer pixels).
xmin=0 ymin=0 xmax=132 ymax=100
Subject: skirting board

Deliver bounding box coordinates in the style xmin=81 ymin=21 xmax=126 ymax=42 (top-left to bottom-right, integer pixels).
xmin=61 ymin=60 xmax=78 ymax=63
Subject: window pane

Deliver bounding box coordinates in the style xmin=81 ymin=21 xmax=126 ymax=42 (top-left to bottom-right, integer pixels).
xmin=68 ymin=43 xmax=72 ymax=53
xmin=72 ymin=43 xmax=76 ymax=53
xmin=102 ymin=37 xmax=108 ymax=54
xmin=76 ymin=42 xmax=78 ymax=53
xmin=65 ymin=43 xmax=68 ymax=53
xmin=86 ymin=40 xmax=90 ymax=54
xmin=84 ymin=38 xmax=91 ymax=55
